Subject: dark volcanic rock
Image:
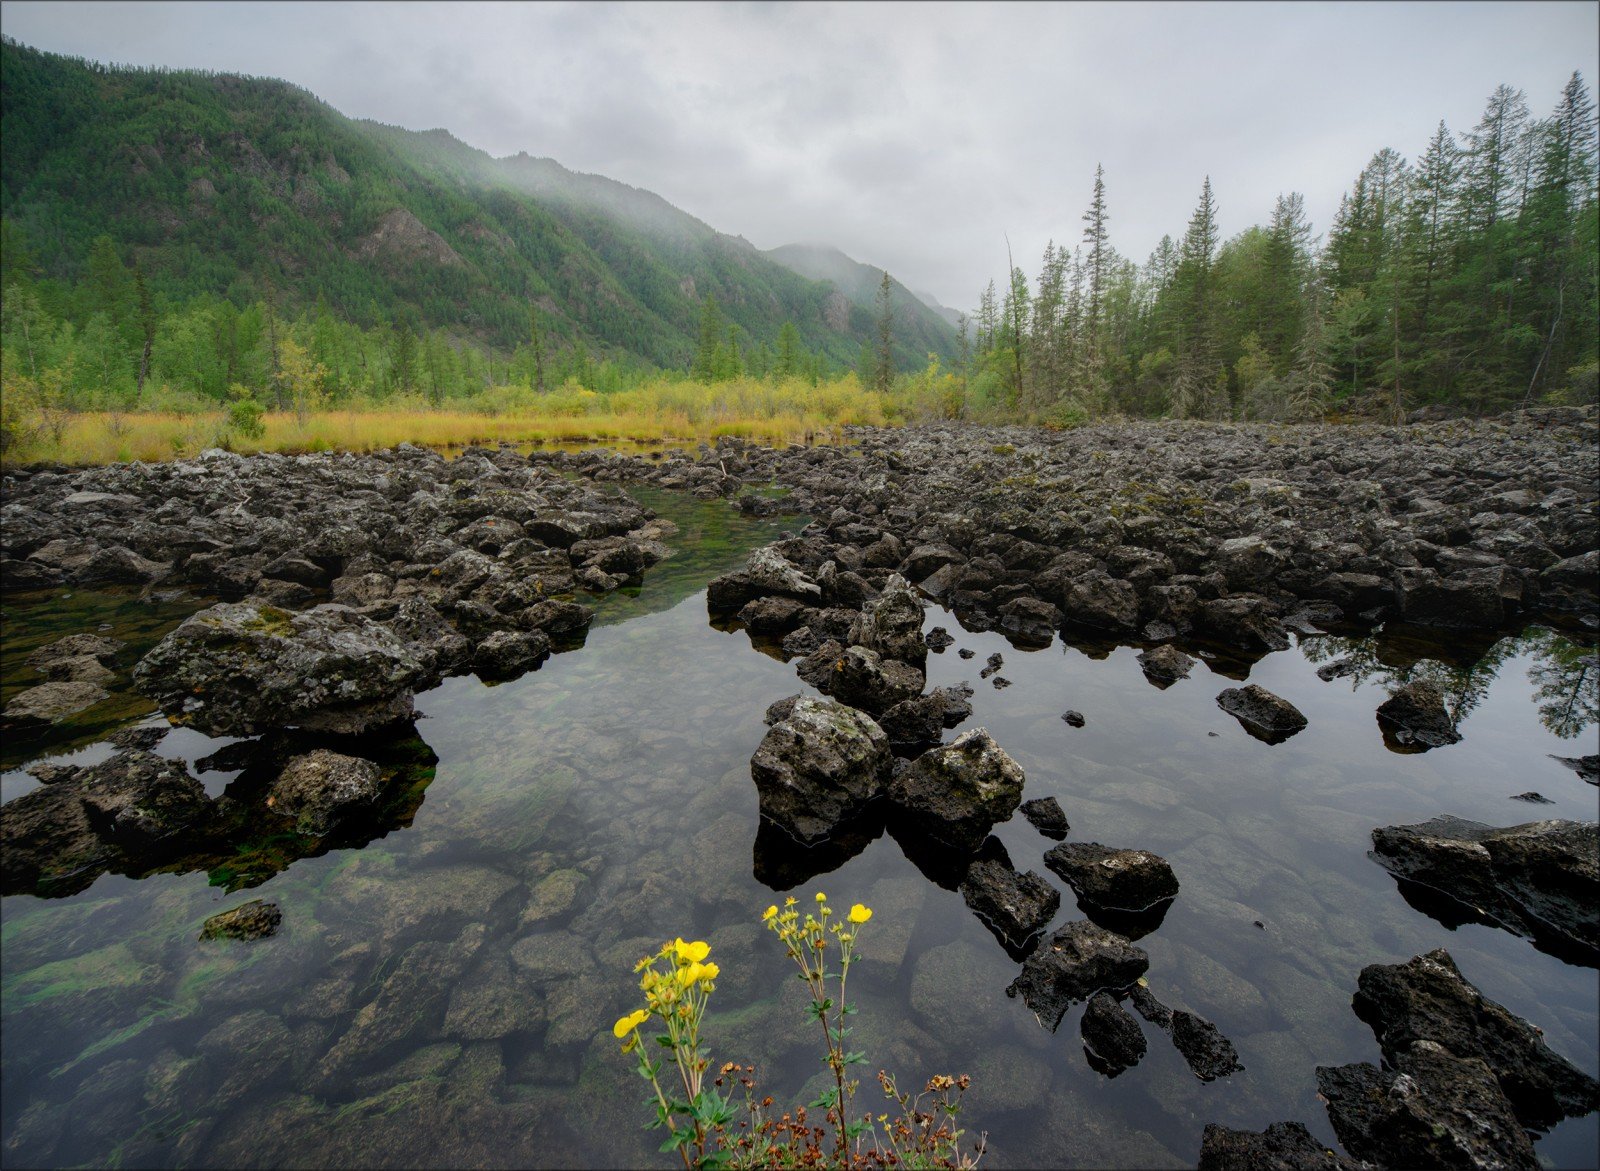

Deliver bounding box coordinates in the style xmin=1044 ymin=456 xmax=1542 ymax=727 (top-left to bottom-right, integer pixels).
xmin=1060 ymin=571 xmax=1140 ymax=633
xmin=1006 ymin=920 xmax=1149 ymax=1031
xmin=1375 ymin=680 xmax=1462 ymax=750
xmin=199 ymin=900 xmax=283 ymax=941
xmin=849 ymin=574 xmax=927 ymax=666
xmin=877 ymin=686 xmax=973 ymax=752
xmin=1351 ymin=948 xmax=1600 ymax=1128
xmin=998 ymin=596 xmax=1063 ymax=648
xmin=76 ymin=750 xmax=214 ymax=850
xmin=1044 ymin=842 xmax=1179 ymax=912
xmin=1020 ymin=796 xmax=1070 ymax=840
xmin=1 ymin=779 xmax=114 ymax=896
xmin=737 ymin=594 xmax=809 ymax=635
xmin=1216 ymin=684 xmax=1308 ymax=744
xmin=1136 ymin=644 xmax=1195 ymax=687
xmin=924 ymin=626 xmax=955 ymax=651
xmin=824 ymin=646 xmax=925 ymax=716
xmin=1061 ymin=710 xmax=1085 ymax=728
xmin=749 ymin=696 xmax=891 ymax=845
xmin=133 ymin=601 xmax=428 ymax=736
xmin=471 ymin=629 xmax=552 ymax=680
xmin=1317 ymin=1042 xmax=1537 ymax=1171
xmin=1549 ymin=753 xmax=1599 ymax=785
xmin=887 ymin=728 xmax=1026 ymax=853
xmin=266 ymin=750 xmax=386 ymax=836
xmin=1171 ymin=1009 xmax=1243 ymax=1081
xmin=1080 ymin=991 xmax=1147 ymax=1077
xmin=1197 ymin=1121 xmax=1364 ymax=1171
xmin=1370 ymin=816 xmax=1598 ymax=961
xmin=958 ymin=857 xmax=1060 ymax=950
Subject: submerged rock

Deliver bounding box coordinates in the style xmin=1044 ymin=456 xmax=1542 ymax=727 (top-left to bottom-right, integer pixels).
xmin=1080 ymin=991 xmax=1146 ymax=1077
xmin=199 ymin=900 xmax=283 ymax=941
xmin=1370 ymin=816 xmax=1598 ymax=960
xmin=1171 ymin=1009 xmax=1243 ymax=1081
xmin=1351 ymin=949 xmax=1600 ymax=1128
xmin=267 ymin=750 xmax=386 ymax=836
xmin=887 ymin=728 xmax=1026 ymax=853
xmin=749 ymin=696 xmax=891 ymax=845
xmin=1197 ymin=1121 xmax=1364 ymax=1171
xmin=1006 ymin=920 xmax=1149 ymax=1032
xmin=1044 ymin=842 xmax=1179 ymax=913
xmin=1376 ymin=680 xmax=1462 ymax=750
xmin=1318 ymin=1041 xmax=1537 ymax=1171
xmin=1216 ymin=684 xmax=1308 ymax=744
xmin=133 ymin=601 xmax=428 ymax=736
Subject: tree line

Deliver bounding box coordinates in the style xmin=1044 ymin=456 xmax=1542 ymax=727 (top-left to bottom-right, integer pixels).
xmin=963 ymin=73 xmax=1598 ymax=421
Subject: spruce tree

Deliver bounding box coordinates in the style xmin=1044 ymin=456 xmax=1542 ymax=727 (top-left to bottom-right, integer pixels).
xmin=873 ymin=270 xmax=894 ymax=393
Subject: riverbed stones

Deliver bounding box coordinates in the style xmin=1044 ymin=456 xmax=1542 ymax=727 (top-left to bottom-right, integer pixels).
xmin=749 ymin=696 xmax=891 ymax=845
xmin=267 ymin=750 xmax=386 ymax=836
xmin=199 ymin=900 xmax=283 ymax=941
xmin=1216 ymin=684 xmax=1308 ymax=744
xmin=133 ymin=600 xmax=429 ymax=736
xmin=1044 ymin=842 xmax=1180 ymax=913
xmin=1351 ymin=949 xmax=1600 ymax=1128
xmin=1196 ymin=1121 xmax=1364 ymax=1171
xmin=887 ymin=728 xmax=1026 ymax=853
xmin=1369 ymin=817 xmax=1598 ymax=959
xmin=1317 ymin=1041 xmax=1538 ymax=1171
xmin=1375 ymin=680 xmax=1462 ymax=749
xmin=1006 ymin=921 xmax=1149 ymax=1031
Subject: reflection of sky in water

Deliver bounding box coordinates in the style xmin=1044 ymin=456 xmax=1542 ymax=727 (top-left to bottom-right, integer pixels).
xmin=1 ymin=488 xmax=1595 ymax=1170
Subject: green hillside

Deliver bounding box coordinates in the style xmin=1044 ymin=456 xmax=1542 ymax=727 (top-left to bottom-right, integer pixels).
xmin=0 ymin=37 xmax=955 ymax=372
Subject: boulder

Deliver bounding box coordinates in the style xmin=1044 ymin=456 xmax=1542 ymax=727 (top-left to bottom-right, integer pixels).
xmin=267 ymin=750 xmax=386 ymax=836
xmin=887 ymin=729 xmax=1026 ymax=853
xmin=1006 ymin=920 xmax=1149 ymax=1031
xmin=26 ymin=633 xmax=125 ymax=669
xmin=1080 ymin=991 xmax=1146 ymax=1077
xmin=1020 ymin=796 xmax=1070 ymax=840
xmin=877 ymin=686 xmax=973 ymax=752
xmin=133 ymin=601 xmax=428 ymax=736
xmin=1136 ymin=644 xmax=1195 ymax=687
xmin=75 ymin=750 xmax=215 ymax=850
xmin=1394 ymin=565 xmax=1510 ymax=628
xmin=749 ymin=696 xmax=892 ymax=845
xmin=1370 ymin=817 xmax=1597 ymax=960
xmin=825 ymin=646 xmax=925 ymax=715
xmin=1375 ymin=680 xmax=1461 ymax=749
xmin=0 ymin=779 xmax=113 ymax=896
xmin=1317 ymin=1042 xmax=1537 ymax=1171
xmin=998 ymin=596 xmax=1063 ymax=648
xmin=737 ymin=595 xmax=809 ymax=635
xmin=1351 ymin=949 xmax=1599 ymax=1129
xmin=471 ymin=629 xmax=551 ymax=679
xmin=745 ymin=546 xmax=823 ymax=600
xmin=1216 ymin=684 xmax=1308 ymax=744
xmin=849 ymin=574 xmax=927 ymax=666
xmin=1171 ymin=1009 xmax=1243 ymax=1081
xmin=1198 ymin=596 xmax=1290 ymax=652
xmin=1060 ymin=571 xmax=1140 ymax=633
xmin=1044 ymin=842 xmax=1180 ymax=912
xmin=958 ymin=857 xmax=1060 ymax=949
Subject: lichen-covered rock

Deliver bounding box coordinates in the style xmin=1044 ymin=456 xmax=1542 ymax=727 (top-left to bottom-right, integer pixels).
xmin=75 ymin=749 xmax=215 ymax=849
xmin=1376 ymin=680 xmax=1462 ymax=749
xmin=267 ymin=750 xmax=386 ymax=835
xmin=824 ymin=646 xmax=925 ymax=715
xmin=1370 ymin=817 xmax=1598 ymax=960
xmin=749 ymin=696 xmax=891 ymax=845
xmin=470 ymin=629 xmax=551 ymax=680
xmin=849 ymin=573 xmax=927 ymax=666
xmin=997 ymin=596 xmax=1063 ymax=648
xmin=887 ymin=728 xmax=1026 ymax=853
xmin=1216 ymin=684 xmax=1308 ymax=744
xmin=133 ymin=601 xmax=429 ymax=736
xmin=1044 ymin=842 xmax=1179 ymax=912
xmin=2 ymin=680 xmax=110 ymax=726
xmin=1060 ymin=571 xmax=1140 ymax=633
xmin=1006 ymin=920 xmax=1149 ymax=1032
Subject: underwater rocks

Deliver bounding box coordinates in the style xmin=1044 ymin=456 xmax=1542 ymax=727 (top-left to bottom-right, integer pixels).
xmin=1375 ymin=680 xmax=1462 ymax=750
xmin=1196 ymin=1121 xmax=1365 ymax=1171
xmin=887 ymin=728 xmax=1026 ymax=853
xmin=1215 ymin=684 xmax=1308 ymax=744
xmin=1044 ymin=842 xmax=1179 ymax=914
xmin=1006 ymin=920 xmax=1149 ymax=1032
xmin=199 ymin=899 xmax=283 ymax=941
xmin=1370 ymin=816 xmax=1598 ymax=961
xmin=133 ymin=601 xmax=429 ymax=737
xmin=1352 ymin=949 xmax=1600 ymax=1129
xmin=749 ymin=696 xmax=891 ymax=845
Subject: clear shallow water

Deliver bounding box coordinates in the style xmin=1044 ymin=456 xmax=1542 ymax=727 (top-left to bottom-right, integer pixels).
xmin=2 ymin=486 xmax=1596 ymax=1169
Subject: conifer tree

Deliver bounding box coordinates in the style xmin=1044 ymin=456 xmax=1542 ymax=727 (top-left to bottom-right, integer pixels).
xmin=873 ymin=270 xmax=895 ymax=393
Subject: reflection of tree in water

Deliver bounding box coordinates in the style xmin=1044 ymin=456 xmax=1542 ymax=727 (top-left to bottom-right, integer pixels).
xmin=1301 ymin=626 xmax=1597 ymax=738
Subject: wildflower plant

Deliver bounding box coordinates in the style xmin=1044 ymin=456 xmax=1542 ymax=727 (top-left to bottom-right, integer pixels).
xmin=614 ymin=895 xmax=985 ymax=1169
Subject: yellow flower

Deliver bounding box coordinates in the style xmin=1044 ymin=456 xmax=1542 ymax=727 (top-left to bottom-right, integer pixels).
xmin=784 ymin=896 xmax=797 ymax=906
xmin=762 ymin=905 xmax=778 ymax=921
xmin=612 ymin=1009 xmax=649 ymax=1038
xmin=700 ymin=962 xmax=720 ymax=982
xmin=674 ymin=938 xmax=711 ymax=965
xmin=814 ymin=891 xmax=827 ymax=902
xmin=849 ymin=904 xmax=872 ymax=924
xmin=678 ymin=961 xmax=708 ymax=985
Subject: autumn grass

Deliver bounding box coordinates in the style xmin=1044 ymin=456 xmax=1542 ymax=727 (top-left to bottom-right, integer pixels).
xmin=1 ymin=374 xmax=901 ymax=467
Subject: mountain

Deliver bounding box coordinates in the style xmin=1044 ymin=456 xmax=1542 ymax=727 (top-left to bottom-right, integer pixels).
xmin=765 ymin=243 xmax=959 ymax=362
xmin=910 ymin=288 xmax=965 ymax=330
xmin=0 ymin=38 xmax=956 ymax=371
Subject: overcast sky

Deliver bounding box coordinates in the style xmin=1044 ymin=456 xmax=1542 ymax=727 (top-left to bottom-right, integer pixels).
xmin=3 ymin=1 xmax=1596 ymax=309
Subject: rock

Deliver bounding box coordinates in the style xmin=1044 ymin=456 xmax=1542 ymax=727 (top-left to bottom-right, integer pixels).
xmin=1060 ymin=570 xmax=1140 ymax=633
xmin=1006 ymin=920 xmax=1149 ymax=1031
xmin=373 ymin=596 xmax=470 ymax=678
xmin=1197 ymin=1121 xmax=1364 ymax=1171
xmin=1136 ymin=644 xmax=1195 ymax=687
xmin=924 ymin=626 xmax=955 ymax=651
xmin=849 ymin=574 xmax=927 ymax=665
xmin=1394 ymin=565 xmax=1511 ymax=628
xmin=958 ymin=857 xmax=1060 ymax=949
xmin=1171 ymin=1009 xmax=1243 ymax=1081
xmin=24 ymin=762 xmax=82 ymax=785
xmin=1061 ymin=710 xmax=1085 ymax=728
xmin=1020 ymin=796 xmax=1070 ymax=840
xmin=1216 ymin=684 xmax=1308 ymax=744
xmin=1351 ymin=949 xmax=1600 ymax=1128
xmin=877 ymin=686 xmax=973 ymax=753
xmin=133 ymin=601 xmax=428 ymax=736
xmin=1080 ymin=991 xmax=1146 ymax=1076
xmin=1129 ymin=982 xmax=1174 ymax=1028
xmin=1369 ymin=817 xmax=1598 ymax=960
xmin=1549 ymin=753 xmax=1598 ymax=785
xmin=749 ymin=696 xmax=891 ymax=845
xmin=519 ymin=869 xmax=589 ymax=928
xmin=887 ymin=728 xmax=1026 ymax=853
xmin=471 ymin=629 xmax=551 ymax=679
xmin=519 ymin=598 xmax=593 ymax=636
xmin=998 ymin=596 xmax=1063 ymax=648
xmin=1376 ymin=680 xmax=1462 ymax=749
xmin=737 ymin=595 xmax=809 ymax=634
xmin=3 ymin=680 xmax=110 ymax=726
xmin=979 ymin=652 xmax=1004 ymax=679
xmin=0 ymin=780 xmax=113 ymax=896
xmin=74 ymin=749 xmax=214 ymax=849
xmin=1044 ymin=842 xmax=1180 ymax=912
xmin=1215 ymin=535 xmax=1287 ymax=592
xmin=267 ymin=750 xmax=386 ymax=835
xmin=26 ymin=633 xmax=124 ymax=668
xmin=744 ymin=546 xmax=823 ymax=600
xmin=824 ymin=646 xmax=925 ymax=715
xmin=199 ymin=900 xmax=283 ymax=941
xmin=1317 ymin=1041 xmax=1537 ymax=1171
xmin=1199 ymin=596 xmax=1291 ymax=652
xmin=1509 ymin=791 xmax=1554 ymax=804
xmin=107 ymin=724 xmax=169 ymax=751
xmin=1315 ymin=657 xmax=1360 ymax=681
